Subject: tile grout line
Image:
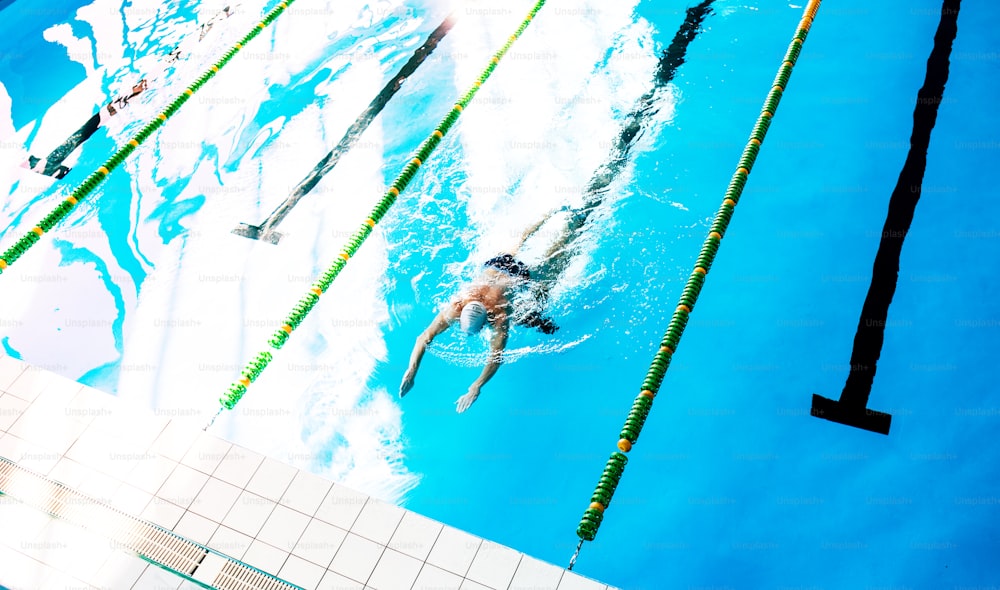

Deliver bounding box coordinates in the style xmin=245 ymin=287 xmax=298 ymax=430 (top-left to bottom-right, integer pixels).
xmin=348 ymin=495 xmax=384 ymax=588
xmin=505 ymin=554 xmax=525 ymax=590
xmin=272 ymin=476 xmax=334 ymax=578
xmin=0 ymin=357 xmax=621 ymax=589
xmin=401 ymin=516 xmax=446 ymax=590
xmin=0 ymin=361 xmax=27 ymax=393
xmin=0 ymin=455 xmax=303 ymax=590
xmin=211 ymin=440 xmax=273 ymax=545
xmin=290 ymin=472 xmax=339 ymax=571
xmin=464 ymin=535 xmax=486 ymax=581
xmin=264 ymin=455 xmax=301 ymax=577
xmin=362 ymin=538 xmax=389 ymax=588
xmin=0 ymin=517 xmax=94 ymax=590
xmin=203 ymin=443 xmax=259 ymax=545
xmin=367 ymin=497 xmax=411 ymax=588
xmin=227 ymin=450 xmax=299 ymax=579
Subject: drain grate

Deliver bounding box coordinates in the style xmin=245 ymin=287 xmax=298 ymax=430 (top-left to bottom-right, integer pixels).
xmin=0 ymin=457 xmax=300 ymax=589
xmin=214 ymin=560 xmax=298 ymax=590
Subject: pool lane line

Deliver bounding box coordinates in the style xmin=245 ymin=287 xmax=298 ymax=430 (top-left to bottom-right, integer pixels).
xmin=811 ymin=0 xmax=961 ymax=436
xmin=20 ymin=4 xmax=239 ymax=180
xmin=208 ymin=0 xmax=549 ymax=427
xmin=568 ymin=0 xmax=823 ymax=568
xmin=232 ymin=13 xmax=457 ymax=244
xmin=0 ymin=0 xmax=296 ymax=275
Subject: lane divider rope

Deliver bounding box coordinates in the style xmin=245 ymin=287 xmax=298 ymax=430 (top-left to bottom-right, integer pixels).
xmin=207 ymin=0 xmax=549 ymax=426
xmin=0 ymin=0 xmax=298 ymax=274
xmin=568 ymin=0 xmax=822 ymax=568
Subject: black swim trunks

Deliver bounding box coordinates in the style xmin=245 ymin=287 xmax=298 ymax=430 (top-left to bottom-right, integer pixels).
xmin=484 ymin=253 xmax=530 ymax=280
xmin=484 ymin=254 xmax=559 ymax=334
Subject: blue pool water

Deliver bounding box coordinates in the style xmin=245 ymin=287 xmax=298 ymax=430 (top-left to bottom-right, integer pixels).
xmin=2 ymin=0 xmax=999 ymax=588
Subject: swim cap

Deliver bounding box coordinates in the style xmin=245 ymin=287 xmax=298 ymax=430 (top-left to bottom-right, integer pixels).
xmin=459 ymin=301 xmax=488 ymax=334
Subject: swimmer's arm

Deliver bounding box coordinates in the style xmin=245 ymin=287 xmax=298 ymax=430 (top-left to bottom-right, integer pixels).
xmin=400 ymin=306 xmax=457 ymax=397
xmin=477 ymin=324 xmax=509 ymax=386
xmin=511 ymin=209 xmax=558 ymax=254
xmin=456 ymin=318 xmax=508 ymax=413
xmin=130 ymin=79 xmax=148 ymax=97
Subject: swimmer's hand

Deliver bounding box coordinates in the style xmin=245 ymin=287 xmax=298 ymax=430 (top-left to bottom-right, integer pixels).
xmin=399 ymin=368 xmax=416 ymax=398
xmin=455 ymin=384 xmax=481 ymax=413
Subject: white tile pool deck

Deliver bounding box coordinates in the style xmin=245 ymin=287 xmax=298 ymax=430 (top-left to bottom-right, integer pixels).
xmin=0 ymin=355 xmax=614 ymax=590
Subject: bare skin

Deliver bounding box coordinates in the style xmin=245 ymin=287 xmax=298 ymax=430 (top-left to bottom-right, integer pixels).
xmin=398 ymin=270 xmax=513 ymax=412
xmin=399 ymin=212 xmax=560 ymax=412
xmin=106 ymin=79 xmax=148 ymax=117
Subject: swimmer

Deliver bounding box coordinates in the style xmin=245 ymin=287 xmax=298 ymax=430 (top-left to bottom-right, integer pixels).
xmin=399 ymin=208 xmax=581 ymax=413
